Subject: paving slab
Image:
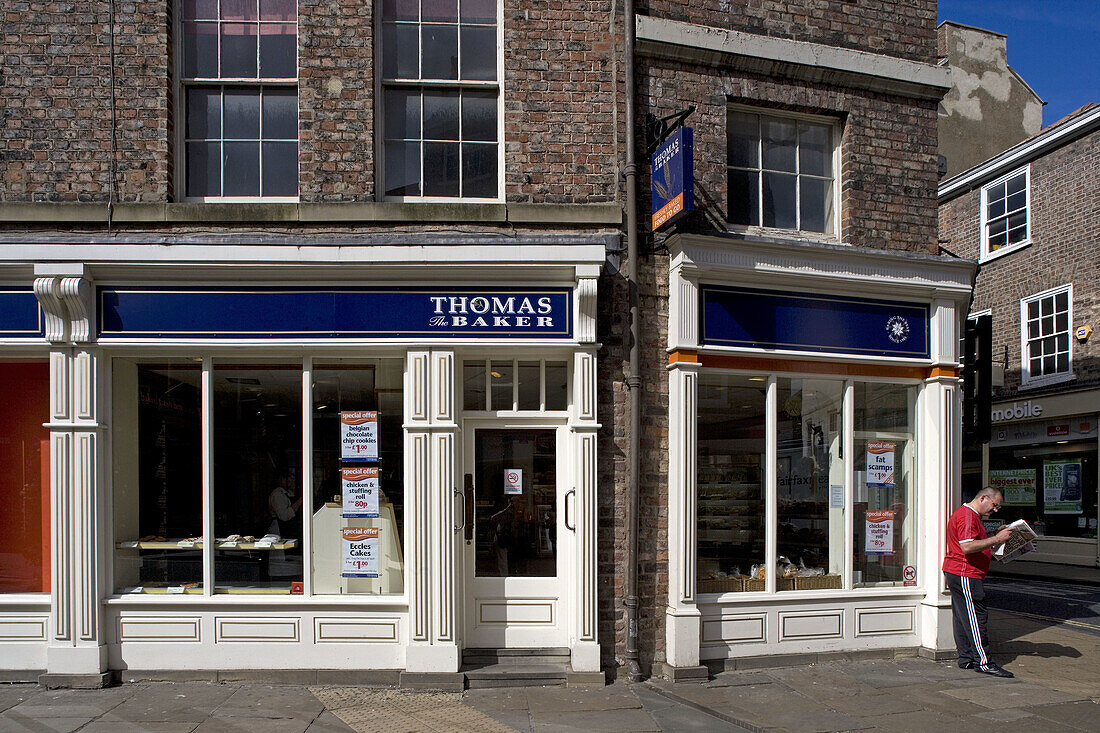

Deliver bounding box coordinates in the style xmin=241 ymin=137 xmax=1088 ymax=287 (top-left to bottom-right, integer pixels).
xmin=819 ymin=690 xmax=926 ymax=718
xmin=6 ymin=684 xmax=138 ymax=719
xmin=706 ymin=671 xmax=779 ymax=688
xmin=479 ymin=707 xmax=534 ymax=732
xmin=530 ymin=708 xmax=660 ymax=732
xmin=192 ymin=716 xmax=312 ymax=733
xmin=0 ymin=713 xmax=90 ymax=733
xmin=80 ymin=723 xmax=200 ymax=733
xmin=632 ymin=684 xmax=753 ymax=733
xmin=215 ymin=685 xmax=326 ymax=720
xmin=102 ymin=683 xmax=238 ymax=723
xmin=525 ymin=683 xmax=642 ymax=714
xmin=893 ymin=682 xmax=996 ymax=717
xmin=972 ymin=708 xmax=1040 ymax=721
xmin=942 ymin=680 xmax=1086 ymax=709
xmin=0 ymin=686 xmax=38 ymax=714
xmin=832 ymin=661 xmax=940 ymax=690
xmin=761 ymin=664 xmax=882 ymax=700
xmin=462 ymin=686 xmax=532 ymax=711
xmin=1026 ymin=700 xmax=1100 ymax=731
xmin=848 ymin=709 xmax=975 ymax=733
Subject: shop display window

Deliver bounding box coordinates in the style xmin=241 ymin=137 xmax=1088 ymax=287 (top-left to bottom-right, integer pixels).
xmin=0 ymin=362 xmax=50 ymax=594
xmin=989 ymin=443 xmax=1096 ymax=540
xmin=113 ymin=361 xmax=203 ymax=594
xmin=696 ymin=374 xmax=766 ymax=594
xmin=113 ymin=357 xmax=405 ymax=596
xmin=311 ymin=360 xmax=405 ymax=594
xmin=776 ymin=378 xmax=844 ymax=591
xmin=696 ymin=374 xmax=919 ymax=595
xmin=213 ymin=365 xmax=302 ymax=593
xmin=853 ymin=382 xmax=917 ymax=588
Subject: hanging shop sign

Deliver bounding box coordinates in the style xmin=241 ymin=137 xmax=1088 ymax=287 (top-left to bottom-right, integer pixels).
xmin=864 ymin=510 xmax=895 ymax=556
xmin=341 ymin=527 xmax=380 ymax=578
xmin=342 ymin=466 xmax=380 ymax=518
xmin=341 ymin=411 xmax=379 ymax=461
xmin=989 ymin=468 xmax=1036 ymax=506
xmin=865 ymin=441 xmax=896 ymax=488
xmin=0 ymin=289 xmax=44 ymax=338
xmin=651 ymin=126 xmax=695 ymax=231
xmin=98 ymin=287 xmax=572 ymax=339
xmin=1043 ymin=459 xmax=1083 ymax=514
xmin=700 ymin=286 xmax=930 ymax=358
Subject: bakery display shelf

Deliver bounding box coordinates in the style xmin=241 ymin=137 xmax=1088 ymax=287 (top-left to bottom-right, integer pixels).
xmin=121 ymin=584 xmax=203 ymax=595
xmin=118 ymin=539 xmax=299 ymax=550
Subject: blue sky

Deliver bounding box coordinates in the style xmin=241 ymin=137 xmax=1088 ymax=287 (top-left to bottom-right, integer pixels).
xmin=937 ymin=0 xmax=1100 ymax=126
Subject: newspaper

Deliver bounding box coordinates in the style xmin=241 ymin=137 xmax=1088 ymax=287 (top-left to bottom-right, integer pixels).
xmin=993 ymin=519 xmax=1038 ymax=563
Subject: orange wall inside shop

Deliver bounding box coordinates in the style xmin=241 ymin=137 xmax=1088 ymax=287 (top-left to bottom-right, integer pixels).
xmin=0 ymin=363 xmax=50 ymax=593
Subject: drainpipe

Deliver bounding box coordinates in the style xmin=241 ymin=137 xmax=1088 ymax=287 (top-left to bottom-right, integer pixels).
xmin=622 ymin=0 xmax=643 ymax=684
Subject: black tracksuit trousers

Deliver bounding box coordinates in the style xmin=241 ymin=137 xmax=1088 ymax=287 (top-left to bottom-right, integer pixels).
xmin=944 ymin=571 xmax=994 ymax=668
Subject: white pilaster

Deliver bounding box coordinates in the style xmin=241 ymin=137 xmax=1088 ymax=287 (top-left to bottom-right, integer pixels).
xmin=667 ymin=267 xmax=699 ymax=350
xmin=666 ymin=363 xmax=701 ymax=668
xmin=404 ymin=349 xmax=460 ymax=673
xmin=570 ymin=350 xmax=600 ymax=672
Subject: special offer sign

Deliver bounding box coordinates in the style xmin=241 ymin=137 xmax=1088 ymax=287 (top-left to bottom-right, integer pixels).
xmin=341 ymin=527 xmax=379 ymax=578
xmin=864 ymin=510 xmax=895 ymax=556
xmin=342 ymin=466 xmax=379 ymax=518
xmin=866 ymin=441 xmax=895 ymax=488
xmin=341 ymin=410 xmax=379 ymax=461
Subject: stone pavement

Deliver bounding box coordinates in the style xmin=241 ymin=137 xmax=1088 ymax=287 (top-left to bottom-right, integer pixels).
xmin=1 ymin=607 xmax=1097 ymax=732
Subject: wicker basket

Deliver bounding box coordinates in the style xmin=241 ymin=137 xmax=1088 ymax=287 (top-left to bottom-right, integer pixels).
xmin=697 ymin=577 xmax=744 ymax=593
xmin=777 ymin=577 xmax=796 ymax=591
xmin=794 ymin=574 xmax=842 ymax=590
xmin=742 ymin=578 xmax=765 ymax=592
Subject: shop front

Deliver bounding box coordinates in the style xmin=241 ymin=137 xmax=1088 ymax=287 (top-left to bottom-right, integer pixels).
xmin=663 ymin=234 xmax=975 ymax=672
xmin=0 ymin=238 xmax=605 ymax=682
xmin=986 ymin=391 xmax=1100 ymax=568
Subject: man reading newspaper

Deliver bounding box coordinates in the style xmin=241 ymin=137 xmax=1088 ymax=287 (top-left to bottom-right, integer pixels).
xmin=942 ymin=487 xmax=1015 ymax=678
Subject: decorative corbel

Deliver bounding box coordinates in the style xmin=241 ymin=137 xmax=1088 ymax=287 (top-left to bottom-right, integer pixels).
xmin=33 ymin=276 xmax=69 ymax=343
xmin=575 ymin=276 xmax=598 ymax=344
xmin=59 ymin=277 xmax=94 ymax=344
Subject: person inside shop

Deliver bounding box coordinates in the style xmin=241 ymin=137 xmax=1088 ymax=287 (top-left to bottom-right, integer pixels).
xmin=267 ymin=475 xmax=302 ymax=540
xmin=942 ymin=486 xmax=1015 ymax=678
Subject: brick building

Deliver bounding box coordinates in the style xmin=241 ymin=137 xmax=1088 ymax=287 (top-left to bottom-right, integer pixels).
xmin=1 ymin=0 xmax=972 ymax=685
xmin=939 ymin=103 xmax=1100 ymax=571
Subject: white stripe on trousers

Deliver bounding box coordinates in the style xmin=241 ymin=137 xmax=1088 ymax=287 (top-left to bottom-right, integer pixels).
xmin=960 ymin=576 xmax=988 ymax=667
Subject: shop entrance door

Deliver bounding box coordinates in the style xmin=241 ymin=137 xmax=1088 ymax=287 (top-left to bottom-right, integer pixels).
xmin=462 ymin=426 xmax=567 ymax=648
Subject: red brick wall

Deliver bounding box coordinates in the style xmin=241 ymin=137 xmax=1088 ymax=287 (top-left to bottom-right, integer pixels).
xmin=639 ymin=0 xmax=938 ymax=64
xmin=939 ymin=128 xmax=1100 ymax=396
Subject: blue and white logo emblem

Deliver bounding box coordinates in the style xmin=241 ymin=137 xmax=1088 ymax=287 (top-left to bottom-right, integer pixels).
xmin=886 ymin=315 xmax=910 ymax=344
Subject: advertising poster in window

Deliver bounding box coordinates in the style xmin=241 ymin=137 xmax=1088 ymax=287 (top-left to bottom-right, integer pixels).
xmin=342 ymin=466 xmax=379 ymax=518
xmin=504 ymin=468 xmax=523 ymax=495
xmin=341 ymin=410 xmax=378 ymax=461
xmin=1043 ymin=459 xmax=1083 ymax=514
xmin=866 ymin=441 xmax=895 ymax=488
xmin=989 ymin=468 xmax=1037 ymax=506
xmin=341 ymin=527 xmax=380 ymax=578
xmin=864 ymin=510 xmax=895 ymax=556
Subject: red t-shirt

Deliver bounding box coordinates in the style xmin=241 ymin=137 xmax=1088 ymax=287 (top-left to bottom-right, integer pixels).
xmin=942 ymin=504 xmax=990 ymax=578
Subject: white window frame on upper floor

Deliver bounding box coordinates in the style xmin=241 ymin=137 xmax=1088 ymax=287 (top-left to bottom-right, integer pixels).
xmin=979 ymin=165 xmax=1030 ymax=263
xmin=725 ymin=104 xmax=842 ymax=241
xmin=376 ymin=0 xmax=505 ymax=203
xmin=1019 ymin=284 xmax=1074 ymax=388
xmin=174 ymin=0 xmax=300 ymax=203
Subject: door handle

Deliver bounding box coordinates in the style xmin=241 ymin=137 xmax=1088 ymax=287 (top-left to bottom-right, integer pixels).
xmin=463 ymin=473 xmax=475 ymax=542
xmin=454 ymin=486 xmax=466 ymax=533
xmin=564 ymin=488 xmax=576 ymax=532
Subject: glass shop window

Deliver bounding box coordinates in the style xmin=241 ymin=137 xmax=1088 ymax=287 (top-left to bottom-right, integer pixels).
xmin=989 ymin=442 xmax=1096 ymax=540
xmin=213 ymin=365 xmax=302 ymax=593
xmin=311 ymin=360 xmax=405 ymax=595
xmin=462 ymin=358 xmax=569 ymax=412
xmin=776 ymin=378 xmax=844 ymax=591
xmin=0 ymin=362 xmax=50 ymax=594
xmin=113 ymin=361 xmax=203 ymax=594
xmin=853 ymin=382 xmax=917 ymax=588
xmin=696 ymin=373 xmax=766 ymax=593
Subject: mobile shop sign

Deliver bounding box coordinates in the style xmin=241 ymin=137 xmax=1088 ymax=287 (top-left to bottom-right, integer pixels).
xmin=341 ymin=410 xmax=379 ymax=461
xmin=989 ymin=468 xmax=1036 ymax=506
xmin=651 ymin=126 xmax=694 ymax=230
xmin=865 ymin=441 xmax=895 ymax=488
xmin=342 ymin=527 xmax=379 ymax=578
xmin=97 ymin=287 xmax=572 ymax=339
xmin=342 ymin=466 xmax=380 ymax=518
xmin=864 ymin=510 xmax=895 ymax=556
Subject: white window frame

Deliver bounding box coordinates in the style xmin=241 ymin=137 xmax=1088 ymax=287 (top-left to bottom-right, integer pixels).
xmin=174 ymin=1 xmax=300 ymax=203
xmin=376 ymin=0 xmax=505 ymax=203
xmin=1019 ymin=284 xmax=1074 ymax=388
xmin=979 ymin=165 xmax=1030 ymax=263
xmin=725 ymin=104 xmax=842 ymax=240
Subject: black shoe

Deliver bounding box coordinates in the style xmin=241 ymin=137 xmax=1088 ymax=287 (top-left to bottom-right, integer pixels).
xmin=958 ymin=660 xmax=974 ymax=670
xmin=976 ymin=664 xmax=1014 ymax=678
